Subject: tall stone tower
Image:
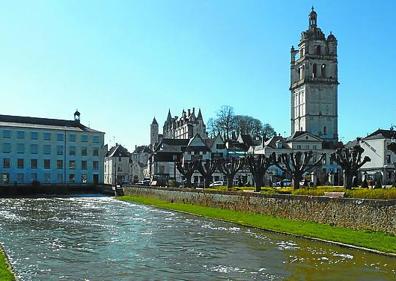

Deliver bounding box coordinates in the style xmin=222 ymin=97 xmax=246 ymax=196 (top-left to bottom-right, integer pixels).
xmin=290 ymin=7 xmax=338 ymax=143
xmin=150 ymin=117 xmax=159 ymax=146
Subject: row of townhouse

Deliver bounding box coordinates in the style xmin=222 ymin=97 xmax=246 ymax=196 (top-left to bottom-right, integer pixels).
xmin=149 ymin=131 xmax=342 ymax=187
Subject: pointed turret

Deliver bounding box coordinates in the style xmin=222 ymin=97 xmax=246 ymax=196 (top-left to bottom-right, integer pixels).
xmin=152 ymin=117 xmax=158 ymax=125
xmin=166 ymin=109 xmax=172 ymax=122
xmin=197 ymin=108 xmax=203 ymax=120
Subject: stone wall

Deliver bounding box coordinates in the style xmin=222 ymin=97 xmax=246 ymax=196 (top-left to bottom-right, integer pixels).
xmin=123 ymin=186 xmax=396 ymax=235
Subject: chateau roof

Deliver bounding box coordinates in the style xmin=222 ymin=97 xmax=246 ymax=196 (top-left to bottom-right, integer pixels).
xmin=0 ymin=114 xmax=103 ymax=133
xmin=133 ymin=145 xmax=152 ymax=154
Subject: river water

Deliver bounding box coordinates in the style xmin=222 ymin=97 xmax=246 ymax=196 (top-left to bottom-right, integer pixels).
xmin=0 ymin=196 xmax=395 ymax=281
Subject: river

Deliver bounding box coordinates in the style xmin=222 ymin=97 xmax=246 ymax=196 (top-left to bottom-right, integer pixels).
xmin=0 ymin=196 xmax=395 ymax=281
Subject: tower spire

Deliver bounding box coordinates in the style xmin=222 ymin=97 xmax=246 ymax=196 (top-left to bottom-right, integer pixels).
xmin=309 ymin=6 xmax=317 ymax=29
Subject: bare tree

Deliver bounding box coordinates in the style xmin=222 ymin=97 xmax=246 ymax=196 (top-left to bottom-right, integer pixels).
xmin=275 ymin=151 xmax=325 ymax=189
xmin=197 ymin=159 xmax=217 ymax=188
xmin=217 ymin=158 xmax=245 ymax=190
xmin=176 ymin=160 xmax=198 ymax=188
xmin=330 ymin=145 xmax=371 ymax=189
xmin=215 ymin=105 xmax=235 ymax=140
xmin=246 ymin=154 xmax=275 ymax=192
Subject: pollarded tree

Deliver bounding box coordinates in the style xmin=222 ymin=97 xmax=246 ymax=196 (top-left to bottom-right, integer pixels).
xmin=275 ymin=151 xmax=325 ymax=190
xmin=176 ymin=160 xmax=198 ymax=188
xmin=217 ymin=158 xmax=245 ymax=190
xmin=330 ymin=145 xmax=371 ymax=189
xmin=246 ymin=154 xmax=276 ymax=192
xmin=197 ymin=159 xmax=217 ymax=189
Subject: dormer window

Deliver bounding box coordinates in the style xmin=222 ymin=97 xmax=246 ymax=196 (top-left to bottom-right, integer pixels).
xmin=316 ymin=45 xmax=321 ymax=55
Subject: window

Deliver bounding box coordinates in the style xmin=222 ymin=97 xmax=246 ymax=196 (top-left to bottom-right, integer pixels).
xmin=17 ymin=159 xmax=24 ymax=169
xmin=57 ymin=133 xmax=64 ymax=141
xmin=93 ymin=136 xmax=100 ymax=143
xmin=69 ymin=146 xmax=76 ymax=156
xmin=312 ymin=63 xmax=317 ymax=78
xmin=1 ymin=173 xmax=10 ymax=184
xmin=321 ymin=64 xmax=326 ymax=78
xmin=81 ymin=174 xmax=87 ymax=184
xmin=93 ymin=148 xmax=99 ymax=156
xmin=17 ymin=143 xmax=25 ymax=154
xmin=69 ymin=134 xmax=76 ymax=142
xmin=17 ymin=173 xmax=24 ymax=183
xmin=57 ymin=145 xmax=64 ymax=155
xmin=387 ymin=155 xmax=391 ymax=164
xmin=44 ymin=173 xmax=51 ymax=183
xmin=17 ymin=131 xmax=25 ymax=139
xmin=316 ymin=45 xmax=321 ymax=55
xmin=57 ymin=174 xmax=63 ymax=183
xmin=323 ymin=126 xmax=327 ymax=135
xmin=44 ymin=159 xmax=51 ymax=169
xmin=43 ymin=145 xmax=51 ymax=155
xmin=43 ymin=132 xmax=51 ymax=140
xmin=2 ymin=143 xmax=11 ymax=153
xmin=31 ymin=132 xmax=38 ymax=140
xmin=30 ymin=144 xmax=38 ymax=154
xmin=313 ymin=145 xmax=317 ymax=150
xmin=81 ymin=147 xmax=87 ymax=156
xmin=31 ymin=159 xmax=38 ymax=169
xmin=69 ymin=174 xmax=75 ymax=183
xmin=81 ymin=160 xmax=87 ymax=170
xmin=31 ymin=173 xmax=37 ymax=181
xmin=297 ymin=145 xmax=302 ymax=149
xmin=3 ymin=158 xmax=10 ymax=169
xmin=81 ymin=135 xmax=88 ymax=142
xmin=93 ymin=161 xmax=99 ymax=170
xmin=216 ymin=144 xmax=225 ymax=149
xmin=2 ymin=130 xmax=11 ymax=138
xmin=57 ymin=160 xmax=63 ymax=169
xmin=69 ymin=160 xmax=76 ymax=170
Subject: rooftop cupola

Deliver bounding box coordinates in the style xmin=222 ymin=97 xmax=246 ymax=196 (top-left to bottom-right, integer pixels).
xmin=309 ymin=7 xmax=317 ymax=29
xmin=74 ymin=109 xmax=80 ymax=123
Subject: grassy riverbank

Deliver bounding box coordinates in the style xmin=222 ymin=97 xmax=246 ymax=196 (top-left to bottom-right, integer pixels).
xmin=118 ymin=195 xmax=396 ymax=255
xmin=0 ymin=247 xmax=15 ymax=281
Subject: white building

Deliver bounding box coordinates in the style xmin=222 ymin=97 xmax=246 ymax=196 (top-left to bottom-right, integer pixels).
xmin=131 ymin=145 xmax=151 ymax=182
xmin=104 ymin=144 xmax=132 ymax=185
xmin=358 ymin=129 xmax=396 ymax=185
xmin=0 ymin=111 xmax=105 ymax=186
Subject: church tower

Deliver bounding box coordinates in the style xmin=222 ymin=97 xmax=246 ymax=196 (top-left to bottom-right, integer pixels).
xmin=150 ymin=117 xmax=159 ymax=146
xmin=290 ymin=7 xmax=338 ymax=143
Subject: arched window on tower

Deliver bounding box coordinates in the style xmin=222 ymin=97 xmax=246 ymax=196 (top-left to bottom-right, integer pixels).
xmin=316 ymin=45 xmax=321 ymax=55
xmin=321 ymin=64 xmax=326 ymax=78
xmin=312 ymin=63 xmax=317 ymax=78
xmin=323 ymin=126 xmax=327 ymax=135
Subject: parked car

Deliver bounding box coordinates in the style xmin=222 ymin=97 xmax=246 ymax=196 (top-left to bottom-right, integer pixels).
xmin=136 ymin=178 xmax=151 ymax=186
xmin=274 ymin=179 xmax=292 ymax=187
xmin=209 ymin=181 xmax=224 ymax=187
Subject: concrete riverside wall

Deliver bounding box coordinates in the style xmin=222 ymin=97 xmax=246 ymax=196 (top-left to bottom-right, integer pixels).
xmin=123 ymin=186 xmax=396 ymax=236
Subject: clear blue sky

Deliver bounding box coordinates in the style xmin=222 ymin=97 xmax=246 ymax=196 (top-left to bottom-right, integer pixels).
xmin=0 ymin=0 xmax=395 ymax=150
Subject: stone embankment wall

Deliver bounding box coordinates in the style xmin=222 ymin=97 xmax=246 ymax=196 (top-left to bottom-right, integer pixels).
xmin=123 ymin=186 xmax=396 ymax=235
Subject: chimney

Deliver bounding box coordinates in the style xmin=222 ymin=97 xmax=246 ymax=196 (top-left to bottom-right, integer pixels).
xmin=188 ymin=109 xmax=191 ymax=116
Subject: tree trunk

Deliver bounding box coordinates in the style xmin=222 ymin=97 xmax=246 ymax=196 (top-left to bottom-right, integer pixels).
xmin=186 ymin=176 xmax=192 ymax=188
xmin=293 ymin=174 xmax=302 ymax=190
xmin=254 ymin=174 xmax=262 ymax=192
xmin=227 ymin=175 xmax=234 ymax=190
xmin=343 ymin=172 xmax=353 ymax=190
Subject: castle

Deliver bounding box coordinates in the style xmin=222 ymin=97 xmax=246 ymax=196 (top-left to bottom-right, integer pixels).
xmin=150 ymin=108 xmax=208 ymax=146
